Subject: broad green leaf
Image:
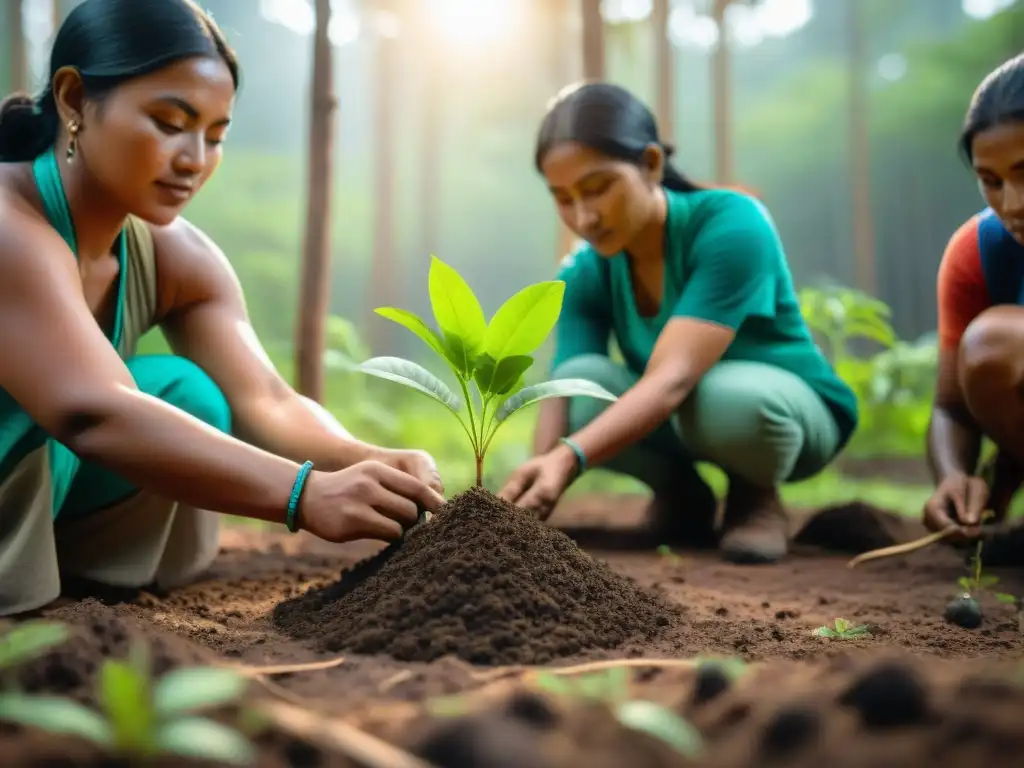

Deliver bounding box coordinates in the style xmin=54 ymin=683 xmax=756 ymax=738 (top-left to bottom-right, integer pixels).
xmin=355 ymin=357 xmax=462 ymax=414
xmin=473 ymin=355 xmax=533 ymax=398
xmin=616 ymin=700 xmax=702 ymax=757
xmin=812 ymin=627 xmax=838 ymax=638
xmin=155 ymin=717 xmax=255 ymax=765
xmin=100 ymin=660 xmax=154 ymax=753
xmin=495 ymin=378 xmax=617 ymax=423
xmin=440 ymin=333 xmax=479 ymax=379
xmin=958 ymin=576 xmax=973 ymax=592
xmin=0 ymin=621 xmax=70 ymax=670
xmin=483 ymin=281 xmax=566 ymax=359
xmin=0 ymin=694 xmax=114 ymax=746
xmin=996 ymin=593 xmax=1018 ymax=604
xmin=374 ymin=307 xmax=449 ymax=361
xmin=843 ymin=625 xmax=870 ymax=637
xmin=573 ymin=668 xmax=629 ymax=702
xmin=428 ymin=256 xmax=487 ymax=372
xmin=154 ymin=667 xmax=250 ymax=717
xmin=979 ymin=575 xmax=1000 ymax=589
xmin=834 ymin=618 xmax=851 ymax=634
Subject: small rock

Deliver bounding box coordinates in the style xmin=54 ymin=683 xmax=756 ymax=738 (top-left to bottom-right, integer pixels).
xmin=692 ymin=664 xmax=732 ymax=705
xmin=838 ymin=661 xmax=929 ymax=729
xmin=760 ymin=705 xmax=820 ymax=758
xmin=944 ymin=595 xmax=982 ymax=629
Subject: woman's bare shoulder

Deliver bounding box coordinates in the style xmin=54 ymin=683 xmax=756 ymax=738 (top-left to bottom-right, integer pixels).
xmin=0 ymin=164 xmax=72 ymax=277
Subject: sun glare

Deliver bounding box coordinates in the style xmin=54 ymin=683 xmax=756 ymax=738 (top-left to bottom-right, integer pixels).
xmin=427 ymin=0 xmax=519 ymax=50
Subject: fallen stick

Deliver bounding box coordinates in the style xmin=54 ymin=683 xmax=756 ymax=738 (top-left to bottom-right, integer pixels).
xmin=259 ymin=699 xmax=434 ymax=768
xmin=225 ymin=655 xmax=347 ymax=677
xmin=846 ymin=528 xmax=957 ymax=569
xmin=471 ymin=656 xmax=704 ymax=683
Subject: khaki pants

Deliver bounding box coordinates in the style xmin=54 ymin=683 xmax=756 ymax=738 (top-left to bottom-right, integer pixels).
xmin=0 ymin=446 xmax=219 ymax=616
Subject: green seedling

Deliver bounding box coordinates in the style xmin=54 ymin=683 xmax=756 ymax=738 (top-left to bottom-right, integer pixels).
xmin=945 ymin=525 xmax=1016 ymax=629
xmin=355 ymin=256 xmax=618 ymax=486
xmin=812 ymin=617 xmax=870 ymax=639
xmin=656 ymin=544 xmax=683 ymax=564
xmin=531 ymin=668 xmax=702 ymax=758
xmin=0 ymin=642 xmax=257 ymax=765
xmin=0 ymin=620 xmax=72 ymax=685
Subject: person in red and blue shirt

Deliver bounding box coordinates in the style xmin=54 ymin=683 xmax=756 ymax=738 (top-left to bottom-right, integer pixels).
xmin=925 ymin=53 xmax=1024 ymax=541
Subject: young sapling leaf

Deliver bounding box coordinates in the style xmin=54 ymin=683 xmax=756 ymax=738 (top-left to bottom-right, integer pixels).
xmin=155 ymin=716 xmax=256 ymax=766
xmin=0 ymin=620 xmax=71 ymax=672
xmin=0 ymin=694 xmax=114 ymax=745
xmin=813 ymin=618 xmax=869 ymax=639
xmin=364 ymin=256 xmax=617 ymax=486
xmin=153 ymin=667 xmax=251 ymax=718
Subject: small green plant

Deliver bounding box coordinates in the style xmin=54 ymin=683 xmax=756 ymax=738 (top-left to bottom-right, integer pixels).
xmin=0 ymin=643 xmax=256 ymax=765
xmin=945 ymin=524 xmax=1017 ymax=629
xmin=0 ymin=620 xmax=72 ymax=683
xmin=532 ymin=668 xmax=702 ymax=758
xmin=656 ymin=544 xmax=683 ymax=564
xmin=355 ymin=256 xmax=617 ymax=486
xmin=812 ymin=617 xmax=870 ymax=639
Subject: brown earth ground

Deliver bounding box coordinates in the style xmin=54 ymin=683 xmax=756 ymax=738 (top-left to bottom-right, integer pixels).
xmin=5 ymin=490 xmax=1024 ymax=767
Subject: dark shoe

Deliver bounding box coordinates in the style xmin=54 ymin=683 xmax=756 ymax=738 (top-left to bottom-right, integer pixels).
xmin=719 ymin=476 xmax=788 ymax=564
xmin=645 ymin=475 xmax=719 ymax=549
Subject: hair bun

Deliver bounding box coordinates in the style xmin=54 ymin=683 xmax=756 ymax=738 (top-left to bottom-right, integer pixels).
xmin=0 ymin=92 xmax=53 ymax=162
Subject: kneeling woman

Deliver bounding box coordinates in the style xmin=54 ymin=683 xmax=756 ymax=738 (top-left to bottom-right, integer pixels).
xmin=924 ymin=53 xmax=1024 ymax=540
xmin=0 ymin=0 xmax=444 ymax=617
xmin=499 ymin=83 xmax=858 ymax=564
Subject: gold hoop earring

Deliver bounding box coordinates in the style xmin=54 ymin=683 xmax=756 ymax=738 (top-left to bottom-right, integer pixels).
xmin=66 ymin=120 xmax=80 ymax=163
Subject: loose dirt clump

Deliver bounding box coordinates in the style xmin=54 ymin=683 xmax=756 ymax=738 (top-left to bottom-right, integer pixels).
xmin=273 ymin=487 xmax=678 ymax=665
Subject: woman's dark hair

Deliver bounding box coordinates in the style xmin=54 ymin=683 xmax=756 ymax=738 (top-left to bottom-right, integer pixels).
xmin=959 ymin=52 xmax=1024 ymax=164
xmin=0 ymin=0 xmax=240 ymax=162
xmin=534 ymin=81 xmax=703 ymax=193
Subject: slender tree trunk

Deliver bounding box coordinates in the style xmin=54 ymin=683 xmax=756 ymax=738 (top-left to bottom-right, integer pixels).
xmin=581 ymin=0 xmax=604 ymax=80
xmin=847 ymin=0 xmax=876 ymax=295
xmin=711 ymin=0 xmax=732 ymax=184
xmin=368 ymin=3 xmax=398 ymax=353
xmin=8 ymin=0 xmax=26 ymax=94
xmin=295 ymin=0 xmax=336 ymax=402
xmin=652 ymin=0 xmax=674 ymax=142
xmin=419 ymin=63 xmax=440 ymax=258
xmin=551 ymin=0 xmax=577 ymax=263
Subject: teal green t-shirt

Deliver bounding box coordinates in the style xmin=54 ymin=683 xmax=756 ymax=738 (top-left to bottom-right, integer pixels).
xmin=551 ymin=187 xmax=859 ymax=448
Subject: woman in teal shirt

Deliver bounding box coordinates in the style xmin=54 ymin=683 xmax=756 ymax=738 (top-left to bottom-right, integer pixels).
xmin=0 ymin=0 xmax=443 ymax=616
xmin=499 ymin=83 xmax=858 ymax=564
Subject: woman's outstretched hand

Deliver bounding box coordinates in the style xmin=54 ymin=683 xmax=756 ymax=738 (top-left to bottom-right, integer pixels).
xmin=497 ymin=445 xmax=578 ymax=521
xmin=298 ymin=460 xmax=446 ymax=543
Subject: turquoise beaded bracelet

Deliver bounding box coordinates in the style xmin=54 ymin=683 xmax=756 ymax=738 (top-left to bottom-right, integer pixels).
xmin=559 ymin=436 xmax=587 ymax=477
xmin=286 ymin=461 xmax=314 ymax=533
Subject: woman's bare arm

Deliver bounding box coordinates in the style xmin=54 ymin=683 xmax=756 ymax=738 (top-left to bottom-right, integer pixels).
xmin=0 ymin=211 xmax=302 ymax=522
xmin=926 ymin=347 xmax=982 ymax=483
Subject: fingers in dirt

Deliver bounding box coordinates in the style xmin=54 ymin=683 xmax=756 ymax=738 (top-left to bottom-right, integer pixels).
xmin=370 ymin=461 xmax=446 ymax=510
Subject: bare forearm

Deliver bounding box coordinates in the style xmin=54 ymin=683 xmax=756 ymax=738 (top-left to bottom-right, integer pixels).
xmin=232 ymin=395 xmax=374 ymax=472
xmin=926 ymin=405 xmax=982 ymax=483
xmin=67 ymin=390 xmax=304 ymax=522
xmin=570 ymin=374 xmax=683 ymax=466
xmin=532 ymin=399 xmax=569 ymax=455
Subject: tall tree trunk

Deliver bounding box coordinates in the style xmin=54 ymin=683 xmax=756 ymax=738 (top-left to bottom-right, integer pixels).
xmin=711 ymin=0 xmax=733 ymax=184
xmin=8 ymin=0 xmax=27 ymax=94
xmin=652 ymin=0 xmax=674 ymax=143
xmin=847 ymin=0 xmax=876 ymax=295
xmin=551 ymin=0 xmax=577 ymax=263
xmin=295 ymin=0 xmax=336 ymax=402
xmin=419 ymin=63 xmax=440 ymax=259
xmin=581 ymin=0 xmax=604 ymax=80
xmin=368 ymin=2 xmax=398 ymax=353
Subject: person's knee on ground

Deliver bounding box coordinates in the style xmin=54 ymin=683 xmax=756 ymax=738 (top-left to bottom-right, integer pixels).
xmin=553 ymin=354 xmax=718 ymax=544
xmin=55 ymin=356 xmax=231 ymax=589
xmin=677 ymin=364 xmax=832 ymax=565
xmin=958 ymin=306 xmax=1024 ymax=515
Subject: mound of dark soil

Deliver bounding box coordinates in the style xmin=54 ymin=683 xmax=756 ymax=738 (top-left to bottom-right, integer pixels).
xmin=5 ymin=600 xmax=209 ymax=704
xmin=793 ymin=501 xmax=921 ymax=554
xmin=273 ymin=487 xmax=678 ymax=665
